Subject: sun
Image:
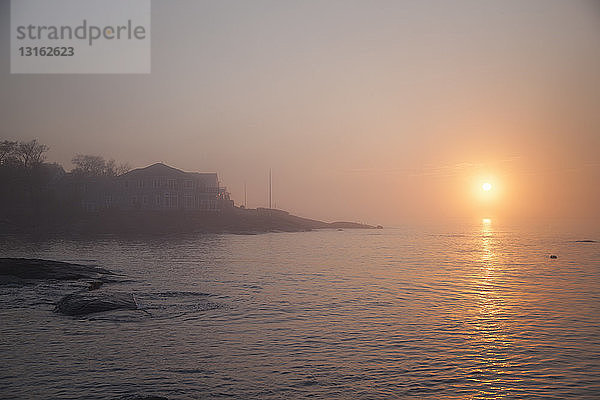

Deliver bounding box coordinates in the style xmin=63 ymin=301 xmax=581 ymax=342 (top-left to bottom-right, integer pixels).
xmin=482 ymin=182 xmax=492 ymax=191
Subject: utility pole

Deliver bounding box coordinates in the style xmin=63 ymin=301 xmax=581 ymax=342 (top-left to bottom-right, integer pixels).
xmin=244 ymin=181 xmax=247 ymax=208
xmin=268 ymin=168 xmax=272 ymax=209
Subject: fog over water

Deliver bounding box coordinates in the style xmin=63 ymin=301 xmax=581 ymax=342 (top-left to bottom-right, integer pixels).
xmin=1 ymin=0 xmax=599 ymax=226
xmin=1 ymin=2 xmax=599 ymax=399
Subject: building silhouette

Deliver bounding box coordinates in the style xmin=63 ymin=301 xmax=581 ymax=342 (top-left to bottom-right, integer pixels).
xmin=63 ymin=163 xmax=232 ymax=212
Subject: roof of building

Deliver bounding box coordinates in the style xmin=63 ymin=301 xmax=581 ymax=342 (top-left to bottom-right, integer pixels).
xmin=120 ymin=163 xmax=218 ymax=182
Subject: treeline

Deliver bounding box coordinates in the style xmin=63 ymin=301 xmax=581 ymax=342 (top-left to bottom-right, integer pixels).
xmin=0 ymin=139 xmax=130 ymax=231
xmin=0 ymin=139 xmax=130 ymax=176
xmin=71 ymin=154 xmax=130 ymax=177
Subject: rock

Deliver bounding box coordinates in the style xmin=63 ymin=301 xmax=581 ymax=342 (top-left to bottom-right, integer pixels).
xmin=0 ymin=258 xmax=113 ymax=282
xmin=0 ymin=258 xmax=135 ymax=316
xmin=574 ymin=240 xmax=597 ymax=243
xmin=549 ymin=254 xmax=558 ymax=259
xmin=55 ymin=291 xmax=137 ymax=316
xmin=329 ymin=221 xmax=375 ymax=229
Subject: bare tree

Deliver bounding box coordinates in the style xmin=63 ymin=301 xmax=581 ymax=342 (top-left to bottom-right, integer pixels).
xmin=114 ymin=162 xmax=131 ymax=176
xmin=72 ymin=154 xmax=107 ymax=176
xmin=71 ymin=154 xmax=130 ymax=176
xmin=16 ymin=140 xmax=49 ymax=168
xmin=0 ymin=140 xmax=19 ymax=165
xmin=104 ymin=159 xmax=130 ymax=176
xmin=105 ymin=159 xmax=117 ymax=176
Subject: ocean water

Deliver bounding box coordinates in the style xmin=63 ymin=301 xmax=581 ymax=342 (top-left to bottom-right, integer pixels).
xmin=1 ymin=223 xmax=599 ymax=399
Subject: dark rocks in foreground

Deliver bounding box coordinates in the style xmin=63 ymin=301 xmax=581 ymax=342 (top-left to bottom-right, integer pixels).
xmin=573 ymin=240 xmax=597 ymax=243
xmin=55 ymin=291 xmax=137 ymax=316
xmin=0 ymin=257 xmax=137 ymax=316
xmin=0 ymin=258 xmax=113 ymax=283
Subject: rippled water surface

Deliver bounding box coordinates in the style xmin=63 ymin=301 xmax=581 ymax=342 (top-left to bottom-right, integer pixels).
xmin=1 ymin=224 xmax=599 ymax=399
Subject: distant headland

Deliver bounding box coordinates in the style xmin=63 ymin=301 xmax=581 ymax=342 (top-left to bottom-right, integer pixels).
xmin=1 ymin=207 xmax=374 ymax=235
xmin=0 ymin=140 xmax=375 ymax=235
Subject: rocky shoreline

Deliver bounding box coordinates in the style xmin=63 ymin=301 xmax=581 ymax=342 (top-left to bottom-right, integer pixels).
xmin=0 ymin=257 xmax=137 ymax=317
xmin=0 ymin=207 xmax=377 ymax=235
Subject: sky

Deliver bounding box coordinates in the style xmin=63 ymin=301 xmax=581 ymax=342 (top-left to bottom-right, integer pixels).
xmin=1 ymin=0 xmax=599 ymax=227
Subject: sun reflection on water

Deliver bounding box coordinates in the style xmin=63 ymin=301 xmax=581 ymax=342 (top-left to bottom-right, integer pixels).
xmin=470 ymin=218 xmax=514 ymax=397
xmin=481 ymin=219 xmax=494 ymax=265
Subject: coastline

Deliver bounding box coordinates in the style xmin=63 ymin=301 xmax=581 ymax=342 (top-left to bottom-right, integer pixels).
xmin=0 ymin=206 xmax=375 ymax=236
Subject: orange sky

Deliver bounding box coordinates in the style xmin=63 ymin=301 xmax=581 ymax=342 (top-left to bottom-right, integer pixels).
xmin=1 ymin=0 xmax=599 ymax=227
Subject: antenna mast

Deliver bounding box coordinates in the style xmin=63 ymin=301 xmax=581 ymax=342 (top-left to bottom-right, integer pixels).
xmin=269 ymin=168 xmax=272 ymax=209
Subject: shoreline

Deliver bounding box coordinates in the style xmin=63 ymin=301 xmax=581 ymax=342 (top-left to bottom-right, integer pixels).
xmin=0 ymin=207 xmax=376 ymax=236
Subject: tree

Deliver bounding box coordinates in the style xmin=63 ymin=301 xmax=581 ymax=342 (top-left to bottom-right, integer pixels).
xmin=115 ymin=162 xmax=131 ymax=176
xmin=0 ymin=140 xmax=19 ymax=165
xmin=105 ymin=158 xmax=131 ymax=176
xmin=72 ymin=154 xmax=106 ymax=176
xmin=71 ymin=154 xmax=130 ymax=177
xmin=16 ymin=139 xmax=49 ymax=168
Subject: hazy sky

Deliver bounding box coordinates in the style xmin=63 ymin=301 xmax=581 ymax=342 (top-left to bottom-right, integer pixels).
xmin=1 ymin=0 xmax=599 ymax=226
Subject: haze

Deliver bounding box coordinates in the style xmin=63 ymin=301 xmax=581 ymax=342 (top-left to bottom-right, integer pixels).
xmin=1 ymin=0 xmax=599 ymax=227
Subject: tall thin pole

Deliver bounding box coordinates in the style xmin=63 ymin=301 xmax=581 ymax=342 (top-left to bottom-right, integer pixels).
xmin=268 ymin=168 xmax=272 ymax=209
xmin=244 ymin=182 xmax=247 ymax=208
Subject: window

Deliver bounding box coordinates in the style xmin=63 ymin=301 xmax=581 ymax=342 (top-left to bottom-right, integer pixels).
xmin=168 ymin=179 xmax=176 ymax=189
xmin=164 ymin=193 xmax=177 ymax=208
xmin=184 ymin=180 xmax=192 ymax=188
xmin=137 ymin=180 xmax=144 ymax=188
xmin=153 ymin=179 xmax=161 ymax=188
xmin=155 ymin=194 xmax=161 ymax=206
xmin=142 ymin=195 xmax=148 ymax=206
xmin=184 ymin=195 xmax=192 ymax=208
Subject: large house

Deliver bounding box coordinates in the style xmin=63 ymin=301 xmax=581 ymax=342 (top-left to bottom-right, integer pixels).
xmin=66 ymin=163 xmax=232 ymax=212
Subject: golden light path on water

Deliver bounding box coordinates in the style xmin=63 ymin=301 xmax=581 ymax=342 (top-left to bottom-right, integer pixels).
xmin=470 ymin=218 xmax=515 ymax=398
xmin=0 ymin=224 xmax=599 ymax=398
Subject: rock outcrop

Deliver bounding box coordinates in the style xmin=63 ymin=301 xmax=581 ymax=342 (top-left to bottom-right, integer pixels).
xmin=0 ymin=258 xmax=137 ymax=316
xmin=0 ymin=258 xmax=113 ymax=283
xmin=55 ymin=290 xmax=137 ymax=316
